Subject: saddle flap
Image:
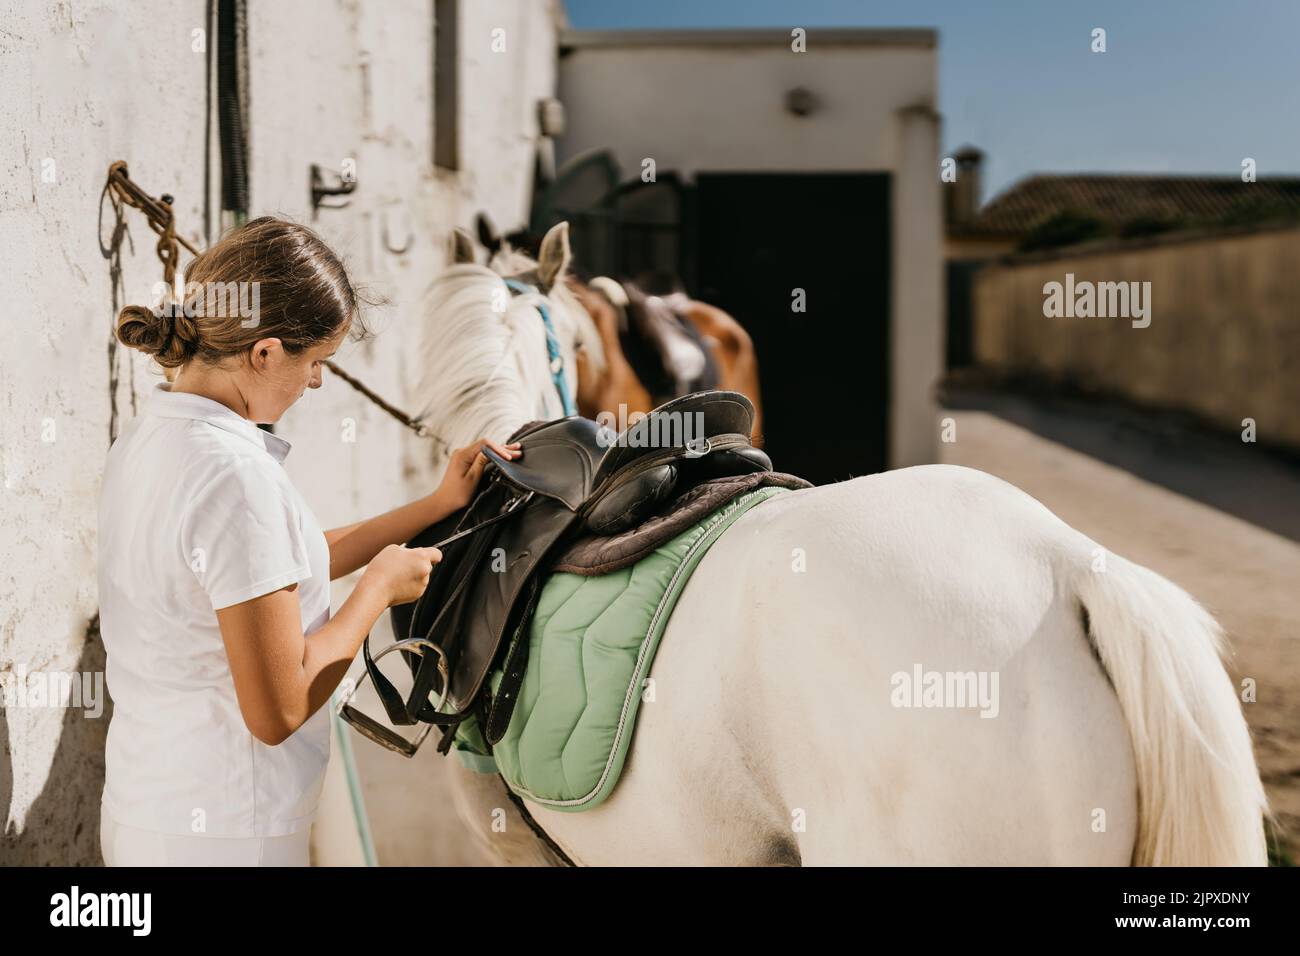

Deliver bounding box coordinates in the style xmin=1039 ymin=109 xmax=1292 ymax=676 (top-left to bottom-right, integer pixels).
xmin=441 ymin=498 xmax=574 ymax=712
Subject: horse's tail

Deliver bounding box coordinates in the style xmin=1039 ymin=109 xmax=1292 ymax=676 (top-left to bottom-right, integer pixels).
xmin=1075 ymin=553 xmax=1268 ymax=865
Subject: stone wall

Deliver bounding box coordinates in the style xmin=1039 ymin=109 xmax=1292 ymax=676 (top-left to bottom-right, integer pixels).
xmin=972 ymin=225 xmax=1300 ymax=448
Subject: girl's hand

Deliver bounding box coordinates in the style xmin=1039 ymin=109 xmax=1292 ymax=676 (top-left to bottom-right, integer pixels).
xmin=364 ymin=544 xmax=442 ymax=607
xmin=436 ymin=438 xmax=522 ymax=511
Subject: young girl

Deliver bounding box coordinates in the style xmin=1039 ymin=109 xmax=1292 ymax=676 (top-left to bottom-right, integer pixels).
xmin=98 ymin=217 xmax=517 ymax=866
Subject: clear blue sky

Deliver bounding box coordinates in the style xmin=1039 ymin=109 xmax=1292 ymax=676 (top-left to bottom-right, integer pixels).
xmin=562 ymin=0 xmax=1300 ymax=203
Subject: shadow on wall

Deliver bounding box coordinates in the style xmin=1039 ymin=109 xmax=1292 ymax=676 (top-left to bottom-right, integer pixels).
xmin=1 ymin=615 xmax=111 ymax=865
xmin=0 ymin=175 xmax=136 ymax=866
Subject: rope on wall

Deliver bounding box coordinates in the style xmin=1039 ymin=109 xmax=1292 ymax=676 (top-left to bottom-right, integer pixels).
xmin=105 ymin=161 xmax=200 ymax=290
xmin=104 ymin=162 xmax=202 ymax=386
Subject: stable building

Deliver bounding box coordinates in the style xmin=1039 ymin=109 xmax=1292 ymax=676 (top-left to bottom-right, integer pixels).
xmin=545 ymin=28 xmax=944 ymax=483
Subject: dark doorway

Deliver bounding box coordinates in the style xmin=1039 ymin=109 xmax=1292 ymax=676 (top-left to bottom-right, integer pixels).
xmin=693 ymin=173 xmax=891 ymax=484
xmin=946 ymin=259 xmax=981 ymax=369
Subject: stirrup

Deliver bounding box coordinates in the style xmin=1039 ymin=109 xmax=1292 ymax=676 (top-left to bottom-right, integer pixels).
xmin=337 ymin=637 xmax=452 ymax=757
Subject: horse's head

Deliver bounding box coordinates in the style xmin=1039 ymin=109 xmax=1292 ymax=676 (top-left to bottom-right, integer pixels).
xmin=415 ymin=221 xmax=605 ymax=476
xmin=465 ymin=212 xmax=571 ymax=294
xmin=475 ymin=216 xmax=608 ymax=410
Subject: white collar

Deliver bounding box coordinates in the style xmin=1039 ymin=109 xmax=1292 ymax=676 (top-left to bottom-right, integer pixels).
xmin=146 ymin=382 xmax=292 ymax=463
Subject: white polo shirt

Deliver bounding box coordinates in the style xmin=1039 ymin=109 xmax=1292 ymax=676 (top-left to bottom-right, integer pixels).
xmin=98 ymin=382 xmax=332 ymax=838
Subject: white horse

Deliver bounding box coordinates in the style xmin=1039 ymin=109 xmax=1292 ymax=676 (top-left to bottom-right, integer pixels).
xmin=412 ymin=223 xmax=1268 ymax=866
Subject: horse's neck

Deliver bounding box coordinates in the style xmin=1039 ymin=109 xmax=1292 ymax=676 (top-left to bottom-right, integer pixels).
xmin=592 ymin=305 xmax=624 ymax=354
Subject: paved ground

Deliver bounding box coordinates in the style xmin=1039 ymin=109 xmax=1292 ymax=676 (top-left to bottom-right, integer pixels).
xmin=940 ymin=408 xmax=1300 ymax=863
xmin=944 ymin=386 xmax=1300 ymax=544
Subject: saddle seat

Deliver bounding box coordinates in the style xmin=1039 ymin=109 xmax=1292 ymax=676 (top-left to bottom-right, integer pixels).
xmin=486 ymin=389 xmax=768 ymax=533
xmin=340 ymin=390 xmax=777 ymax=757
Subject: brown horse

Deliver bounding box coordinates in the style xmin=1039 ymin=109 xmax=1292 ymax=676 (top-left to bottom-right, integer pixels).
xmin=571 ymin=275 xmax=764 ymax=445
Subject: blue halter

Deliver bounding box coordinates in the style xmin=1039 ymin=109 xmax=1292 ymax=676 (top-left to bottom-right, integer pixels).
xmin=504 ymin=278 xmax=577 ymax=418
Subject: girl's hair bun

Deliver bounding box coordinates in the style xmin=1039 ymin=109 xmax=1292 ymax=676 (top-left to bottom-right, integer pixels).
xmin=115 ymin=302 xmax=197 ymax=368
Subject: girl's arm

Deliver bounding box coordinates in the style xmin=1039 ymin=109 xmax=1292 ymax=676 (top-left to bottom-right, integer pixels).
xmin=323 ymin=437 xmax=520 ymax=579
xmin=324 ymin=492 xmax=454 ymax=580
xmin=216 ymin=543 xmax=439 ymax=744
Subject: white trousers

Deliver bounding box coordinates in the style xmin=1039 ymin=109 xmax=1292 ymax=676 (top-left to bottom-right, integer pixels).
xmin=100 ymin=807 xmax=311 ymax=866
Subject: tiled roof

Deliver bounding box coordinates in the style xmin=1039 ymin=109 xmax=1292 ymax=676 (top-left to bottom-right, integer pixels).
xmin=956 ymin=174 xmax=1300 ymax=236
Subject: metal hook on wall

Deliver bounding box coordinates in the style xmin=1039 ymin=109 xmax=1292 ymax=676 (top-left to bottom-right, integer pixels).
xmin=311 ymin=163 xmax=357 ymax=219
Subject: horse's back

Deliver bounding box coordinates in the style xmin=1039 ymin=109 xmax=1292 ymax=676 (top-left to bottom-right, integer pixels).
xmin=527 ymin=467 xmax=1138 ymax=864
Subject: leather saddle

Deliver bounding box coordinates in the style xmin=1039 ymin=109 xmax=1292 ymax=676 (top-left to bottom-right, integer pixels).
xmin=620 ymin=281 xmax=721 ymax=406
xmin=339 ymin=390 xmax=770 ymax=756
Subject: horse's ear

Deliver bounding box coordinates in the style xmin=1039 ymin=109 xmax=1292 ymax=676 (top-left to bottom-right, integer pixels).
xmin=536 ymin=221 xmax=571 ymax=292
xmin=476 ymin=212 xmax=501 ymax=256
xmin=449 ymin=227 xmax=477 ymax=264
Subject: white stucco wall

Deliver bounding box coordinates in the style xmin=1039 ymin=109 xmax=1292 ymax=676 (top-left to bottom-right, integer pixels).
xmin=557 ymin=32 xmax=943 ymax=469
xmin=558 ymin=39 xmax=935 ymax=176
xmin=0 ymin=0 xmax=212 ymax=867
xmin=1 ymin=0 xmax=560 ymax=865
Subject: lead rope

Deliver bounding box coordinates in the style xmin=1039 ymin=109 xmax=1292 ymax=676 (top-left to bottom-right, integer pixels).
xmin=321 ymin=359 xmax=447 ymax=451
xmin=105 ymin=162 xmax=205 ymax=387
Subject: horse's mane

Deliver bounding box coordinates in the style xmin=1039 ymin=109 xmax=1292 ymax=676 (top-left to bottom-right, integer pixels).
xmin=415 ymin=251 xmax=605 ymax=475
xmin=415 ymin=264 xmax=551 ymax=463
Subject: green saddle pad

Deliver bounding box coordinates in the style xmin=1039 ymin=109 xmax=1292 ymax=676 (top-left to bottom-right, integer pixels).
xmin=451 ymin=486 xmax=788 ymax=812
